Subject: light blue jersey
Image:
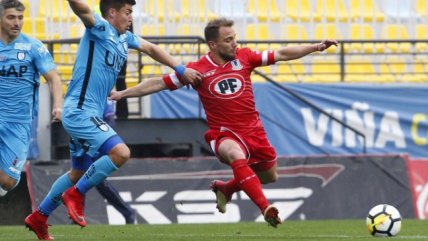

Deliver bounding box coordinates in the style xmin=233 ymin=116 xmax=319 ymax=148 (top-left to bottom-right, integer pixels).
xmin=62 ymin=14 xmax=139 ymax=157
xmin=63 ymin=14 xmax=139 ymax=116
xmin=0 ymin=33 xmax=56 ymax=124
xmin=0 ymin=33 xmax=55 ymax=181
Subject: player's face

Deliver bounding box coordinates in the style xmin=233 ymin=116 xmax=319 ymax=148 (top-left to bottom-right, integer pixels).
xmin=110 ymin=4 xmax=133 ymax=34
xmin=215 ymin=27 xmax=238 ymax=62
xmin=0 ymin=8 xmax=23 ymax=41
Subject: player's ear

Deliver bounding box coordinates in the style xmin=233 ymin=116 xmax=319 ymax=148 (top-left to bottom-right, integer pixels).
xmin=207 ymin=41 xmax=216 ymax=50
xmin=108 ymin=8 xmax=115 ymax=18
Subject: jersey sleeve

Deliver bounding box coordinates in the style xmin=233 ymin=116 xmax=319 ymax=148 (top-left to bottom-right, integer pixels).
xmin=126 ymin=32 xmax=140 ymax=49
xmin=243 ymin=48 xmax=276 ymax=68
xmin=32 ymin=40 xmax=56 ymax=75
xmin=161 ymin=62 xmax=197 ymax=90
xmin=162 ymin=73 xmax=185 ymax=90
xmin=88 ymin=14 xmax=110 ymax=39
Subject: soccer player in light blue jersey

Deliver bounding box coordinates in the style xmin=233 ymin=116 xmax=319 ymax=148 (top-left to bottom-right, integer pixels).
xmin=25 ymin=0 xmax=201 ymax=239
xmin=0 ymin=0 xmax=63 ymax=199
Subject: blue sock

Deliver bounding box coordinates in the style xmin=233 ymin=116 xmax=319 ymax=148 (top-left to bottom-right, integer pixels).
xmin=75 ymin=155 xmax=118 ymax=195
xmin=38 ymin=173 xmax=73 ymax=216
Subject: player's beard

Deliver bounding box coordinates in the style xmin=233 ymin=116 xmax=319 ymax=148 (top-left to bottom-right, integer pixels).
xmin=218 ymin=49 xmax=236 ymax=62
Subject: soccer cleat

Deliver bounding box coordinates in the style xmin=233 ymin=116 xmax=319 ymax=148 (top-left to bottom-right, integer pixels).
xmin=210 ymin=180 xmax=232 ymax=213
xmin=263 ymin=205 xmax=282 ymax=228
xmin=125 ymin=210 xmax=137 ymax=224
xmin=0 ymin=186 xmax=8 ymax=197
xmin=25 ymin=211 xmax=54 ymax=240
xmin=62 ymin=187 xmax=87 ymax=227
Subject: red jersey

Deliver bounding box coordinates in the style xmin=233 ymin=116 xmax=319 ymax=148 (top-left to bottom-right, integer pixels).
xmin=163 ymin=47 xmax=276 ymax=132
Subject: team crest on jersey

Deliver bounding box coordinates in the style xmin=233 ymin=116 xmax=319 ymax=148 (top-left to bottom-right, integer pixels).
xmin=99 ymin=123 xmax=109 ymax=132
xmin=17 ymin=52 xmax=25 ymax=60
xmin=231 ymin=59 xmax=243 ymax=70
xmin=208 ymin=73 xmax=245 ymax=99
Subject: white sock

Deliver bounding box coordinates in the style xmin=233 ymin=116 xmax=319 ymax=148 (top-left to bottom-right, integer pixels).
xmin=0 ymin=186 xmax=8 ymax=197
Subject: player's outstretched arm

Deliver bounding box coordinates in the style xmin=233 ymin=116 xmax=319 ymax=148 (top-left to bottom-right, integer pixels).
xmin=43 ymin=70 xmax=63 ymax=122
xmin=274 ymin=39 xmax=338 ymax=62
xmin=67 ymin=0 xmax=95 ymax=27
xmin=136 ymin=38 xmax=202 ymax=86
xmin=109 ymin=77 xmax=167 ymax=101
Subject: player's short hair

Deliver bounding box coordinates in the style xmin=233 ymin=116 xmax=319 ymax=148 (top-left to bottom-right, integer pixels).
xmin=204 ymin=18 xmax=234 ymax=42
xmin=99 ymin=0 xmax=136 ymax=18
xmin=0 ymin=0 xmax=25 ymax=17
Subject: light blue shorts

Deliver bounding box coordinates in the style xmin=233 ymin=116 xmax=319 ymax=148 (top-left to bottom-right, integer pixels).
xmin=0 ymin=121 xmax=30 ymax=180
xmin=62 ymin=109 xmax=121 ymax=158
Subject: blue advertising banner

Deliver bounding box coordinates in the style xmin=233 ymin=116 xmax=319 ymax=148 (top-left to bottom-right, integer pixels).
xmin=151 ymin=84 xmax=428 ymax=158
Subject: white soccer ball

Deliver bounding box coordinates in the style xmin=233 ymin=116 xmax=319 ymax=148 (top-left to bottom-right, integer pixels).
xmin=366 ymin=204 xmax=402 ymax=237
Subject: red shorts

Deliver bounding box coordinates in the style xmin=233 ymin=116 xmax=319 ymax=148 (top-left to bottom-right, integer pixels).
xmin=204 ymin=126 xmax=277 ymax=172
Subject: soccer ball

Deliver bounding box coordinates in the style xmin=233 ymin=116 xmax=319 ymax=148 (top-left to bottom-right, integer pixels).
xmin=366 ymin=204 xmax=402 ymax=237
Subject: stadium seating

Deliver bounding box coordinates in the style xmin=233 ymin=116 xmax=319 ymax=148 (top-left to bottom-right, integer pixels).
xmin=247 ymin=0 xmax=281 ymax=22
xmin=281 ymin=24 xmax=309 ymax=40
xmin=21 ymin=0 xmax=428 ymax=85
xmin=22 ymin=18 xmax=46 ymax=40
xmin=415 ymin=24 xmax=428 ymax=52
xmin=416 ymin=0 xmax=427 ymax=18
xmin=39 ymin=0 xmax=77 ymax=22
xmin=273 ymin=64 xmax=300 ymax=82
xmin=141 ymin=25 xmax=166 ymax=36
xmin=182 ymin=0 xmax=217 ymax=21
xmin=348 ymin=24 xmax=384 ymax=53
xmin=315 ymin=0 xmax=349 ymax=22
xmin=350 ymin=0 xmax=385 ymax=22
xmin=285 ymin=0 xmax=319 ymax=22
xmin=381 ymin=24 xmax=412 ymax=53
xmin=401 ymin=59 xmax=428 ymax=82
xmin=245 ymin=24 xmax=272 ymax=50
xmin=303 ymin=59 xmax=341 ymax=83
xmin=379 ymin=57 xmax=407 ymax=82
xmin=345 ymin=58 xmax=394 ymax=82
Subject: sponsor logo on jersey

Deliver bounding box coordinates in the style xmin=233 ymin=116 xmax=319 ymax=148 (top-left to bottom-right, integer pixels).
xmin=231 ymin=59 xmax=243 ymax=70
xmin=0 ymin=64 xmax=28 ymax=77
xmin=208 ymin=73 xmax=245 ymax=99
xmin=37 ymin=46 xmax=49 ymax=54
xmin=14 ymin=43 xmax=31 ymax=51
xmin=105 ymin=50 xmax=127 ymax=72
xmin=17 ymin=52 xmax=25 ymax=60
xmin=202 ymin=70 xmax=216 ymax=78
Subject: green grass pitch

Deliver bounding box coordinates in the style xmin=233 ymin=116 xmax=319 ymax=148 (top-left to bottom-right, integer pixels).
xmin=1 ymin=220 xmax=427 ymax=241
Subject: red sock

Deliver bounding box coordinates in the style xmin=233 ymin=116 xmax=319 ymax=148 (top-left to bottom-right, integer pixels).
xmin=230 ymin=159 xmax=269 ymax=212
xmin=224 ymin=178 xmax=241 ymax=196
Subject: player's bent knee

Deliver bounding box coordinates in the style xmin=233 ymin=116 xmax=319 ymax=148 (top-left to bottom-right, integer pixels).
xmin=109 ymin=144 xmax=130 ymax=167
xmin=257 ymin=171 xmax=278 ymax=184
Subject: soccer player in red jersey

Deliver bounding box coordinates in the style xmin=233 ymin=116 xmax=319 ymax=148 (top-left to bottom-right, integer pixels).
xmin=109 ymin=18 xmax=337 ymax=227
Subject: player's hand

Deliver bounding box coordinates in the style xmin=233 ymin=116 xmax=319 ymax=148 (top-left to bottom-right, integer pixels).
xmin=51 ymin=107 xmax=62 ymax=123
xmin=317 ymin=39 xmax=338 ymax=51
xmin=109 ymin=90 xmax=123 ymax=101
xmin=181 ymin=68 xmax=202 ymax=87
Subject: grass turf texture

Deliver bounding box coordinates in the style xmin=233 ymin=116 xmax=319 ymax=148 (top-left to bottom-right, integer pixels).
xmin=2 ymin=219 xmax=427 ymax=241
